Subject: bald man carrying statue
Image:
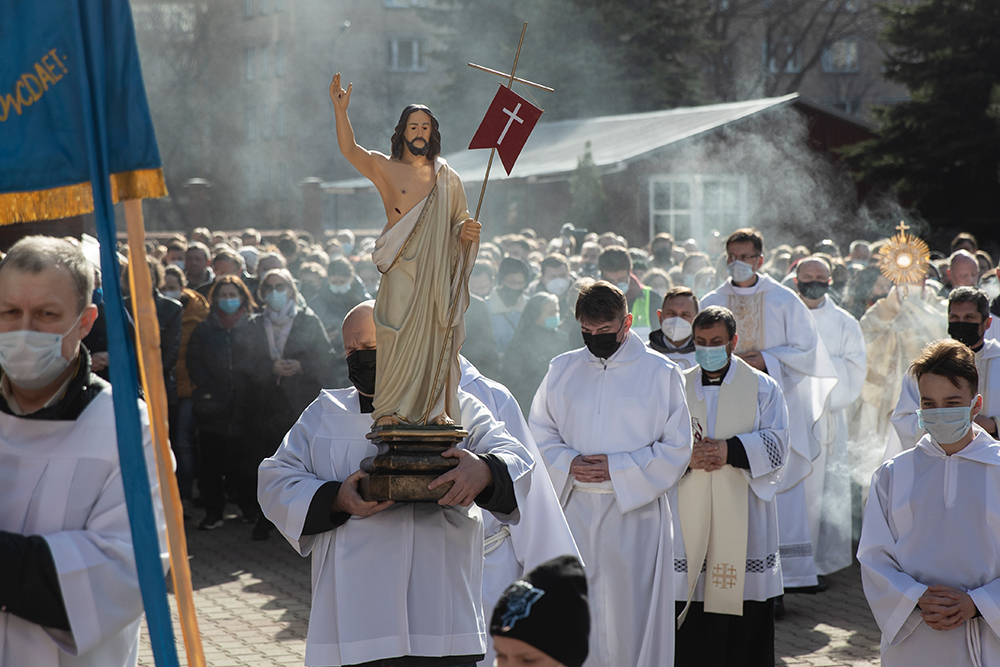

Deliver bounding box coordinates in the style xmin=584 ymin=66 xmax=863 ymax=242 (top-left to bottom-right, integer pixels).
xmin=331 ymin=73 xmax=481 ymax=428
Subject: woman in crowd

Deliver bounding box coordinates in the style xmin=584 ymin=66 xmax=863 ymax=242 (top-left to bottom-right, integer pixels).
xmin=186 ymin=275 xmax=259 ymax=530
xmin=500 ymin=293 xmax=571 ymax=416
xmin=247 ymin=268 xmax=334 ymax=540
xmin=164 ymin=264 xmax=210 ymax=504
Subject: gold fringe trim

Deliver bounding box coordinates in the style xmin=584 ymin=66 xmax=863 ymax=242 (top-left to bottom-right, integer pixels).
xmin=0 ymin=167 xmax=168 ymax=226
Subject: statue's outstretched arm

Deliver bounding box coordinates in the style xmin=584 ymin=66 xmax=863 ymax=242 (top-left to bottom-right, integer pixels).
xmin=330 ymin=73 xmax=381 ymax=184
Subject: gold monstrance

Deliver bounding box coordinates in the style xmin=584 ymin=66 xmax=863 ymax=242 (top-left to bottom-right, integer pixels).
xmin=878 ymin=221 xmax=930 ymax=285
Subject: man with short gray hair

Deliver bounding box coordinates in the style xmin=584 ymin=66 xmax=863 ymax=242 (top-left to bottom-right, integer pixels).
xmin=0 ymin=235 xmax=167 ymax=666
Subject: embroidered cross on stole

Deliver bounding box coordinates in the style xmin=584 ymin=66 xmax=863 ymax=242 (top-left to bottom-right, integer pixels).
xmin=677 ymin=358 xmax=759 ymax=626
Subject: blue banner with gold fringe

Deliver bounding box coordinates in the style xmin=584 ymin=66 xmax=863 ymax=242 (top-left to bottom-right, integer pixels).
xmin=0 ymin=2 xmax=179 ymax=667
xmin=0 ymin=0 xmax=167 ymax=224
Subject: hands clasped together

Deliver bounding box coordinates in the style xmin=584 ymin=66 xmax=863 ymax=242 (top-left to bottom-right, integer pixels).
xmin=690 ymin=437 xmax=728 ymax=472
xmin=917 ymin=585 xmax=978 ymax=631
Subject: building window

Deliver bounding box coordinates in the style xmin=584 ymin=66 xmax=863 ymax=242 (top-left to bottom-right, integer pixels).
xmin=274 ymin=0 xmax=286 ymax=10
xmin=275 ymin=42 xmax=286 ymax=77
xmin=258 ymin=45 xmax=269 ymax=78
xmin=244 ymin=46 xmax=255 ymax=81
xmin=649 ymin=175 xmax=746 ymax=243
xmin=260 ymin=106 xmax=271 ymax=140
xmin=244 ymin=0 xmax=254 ymax=19
xmin=763 ymin=38 xmax=801 ymax=74
xmin=822 ymin=39 xmax=860 ymax=73
xmin=388 ymin=37 xmax=426 ymax=72
xmin=259 ymin=0 xmax=270 ymax=15
xmin=245 ymin=105 xmax=256 ymax=142
xmin=276 ymin=105 xmax=288 ymax=138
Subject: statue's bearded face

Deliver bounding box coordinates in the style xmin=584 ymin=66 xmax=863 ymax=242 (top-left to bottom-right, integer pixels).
xmin=404 ymin=110 xmax=433 ymax=156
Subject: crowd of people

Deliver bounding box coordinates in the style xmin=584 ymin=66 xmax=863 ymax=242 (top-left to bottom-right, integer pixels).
xmin=2 ymin=220 xmax=997 ymax=667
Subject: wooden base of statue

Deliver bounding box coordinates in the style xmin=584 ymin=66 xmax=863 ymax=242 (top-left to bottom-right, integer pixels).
xmin=359 ymin=424 xmax=468 ymax=502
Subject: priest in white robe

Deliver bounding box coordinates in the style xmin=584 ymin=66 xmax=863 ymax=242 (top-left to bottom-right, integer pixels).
xmin=258 ymin=303 xmax=533 ymax=667
xmin=887 ymin=287 xmax=1000 ymax=461
xmin=0 ymin=236 xmax=168 ymax=667
xmin=529 ymin=281 xmax=692 ymax=667
xmin=795 ymin=257 xmax=866 ymax=577
xmin=859 ymin=338 xmax=1000 ymax=667
xmin=648 ymin=286 xmax=698 ymax=370
xmin=700 ymin=229 xmax=837 ymax=590
xmin=458 ymin=356 xmax=581 ymax=667
xmin=672 ymin=306 xmax=788 ymax=667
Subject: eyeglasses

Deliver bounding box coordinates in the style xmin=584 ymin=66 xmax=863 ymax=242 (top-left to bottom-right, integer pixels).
xmin=260 ymin=283 xmax=289 ymax=295
xmin=727 ymin=253 xmax=761 ymax=264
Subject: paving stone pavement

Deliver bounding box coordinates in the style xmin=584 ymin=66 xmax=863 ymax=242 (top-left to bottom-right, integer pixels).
xmin=139 ymin=511 xmax=883 ymax=666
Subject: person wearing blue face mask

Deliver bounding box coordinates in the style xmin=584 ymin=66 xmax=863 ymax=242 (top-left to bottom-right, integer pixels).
xmin=0 ymin=236 xmax=168 ymax=666
xmin=186 ymin=275 xmax=259 ymax=531
xmin=499 ymin=293 xmax=570 ymax=417
xmin=245 ymin=268 xmax=334 ymax=540
xmin=673 ymin=305 xmax=789 ymax=666
xmin=859 ymin=338 xmax=1000 ymax=667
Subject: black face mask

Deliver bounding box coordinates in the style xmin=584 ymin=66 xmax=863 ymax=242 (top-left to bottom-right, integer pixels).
xmin=346 ymin=349 xmax=377 ymax=395
xmin=498 ymin=285 xmax=524 ymax=307
xmin=949 ymin=321 xmax=983 ymax=349
xmin=798 ymin=281 xmax=829 ymax=300
xmin=582 ymin=319 xmax=625 ymax=359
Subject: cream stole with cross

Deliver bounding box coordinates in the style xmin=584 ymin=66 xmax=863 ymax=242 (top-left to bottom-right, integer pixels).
xmin=677 ymin=358 xmax=758 ymax=626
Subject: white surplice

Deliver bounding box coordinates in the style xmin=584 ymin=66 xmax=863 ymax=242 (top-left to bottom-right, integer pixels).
xmin=529 ymin=332 xmax=692 ymax=667
xmin=670 ymin=361 xmax=789 ymax=604
xmin=458 ymin=357 xmax=581 ymax=667
xmin=701 ymin=274 xmax=838 ymax=587
xmin=0 ymin=388 xmax=168 ymax=667
xmin=257 ymin=388 xmax=532 ymax=667
xmin=886 ymin=338 xmax=1000 ymax=461
xmin=859 ymin=429 xmax=1000 ymax=667
xmin=804 ymin=296 xmax=867 ymax=575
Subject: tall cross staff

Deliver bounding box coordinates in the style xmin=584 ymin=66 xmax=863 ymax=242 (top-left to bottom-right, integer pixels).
xmin=423 ymin=23 xmax=552 ymax=423
xmin=467 ymin=22 xmax=554 ymax=222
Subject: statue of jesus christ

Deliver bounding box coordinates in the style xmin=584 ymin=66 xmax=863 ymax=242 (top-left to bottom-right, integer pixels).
xmin=330 ymin=73 xmax=481 ymax=427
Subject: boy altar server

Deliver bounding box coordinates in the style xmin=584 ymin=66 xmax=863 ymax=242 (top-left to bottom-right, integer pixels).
xmin=673 ymin=306 xmax=789 ymax=666
xmin=530 ymin=280 xmax=692 ymax=667
xmin=859 ymin=338 xmax=1000 ymax=666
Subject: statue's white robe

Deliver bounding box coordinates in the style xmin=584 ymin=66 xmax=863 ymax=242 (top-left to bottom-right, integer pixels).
xmin=670 ymin=363 xmax=788 ymax=603
xmin=257 ymin=388 xmax=532 ymax=667
xmin=804 ymin=296 xmax=867 ymax=575
xmin=887 ymin=338 xmax=1000 ymax=461
xmin=0 ymin=388 xmax=168 ymax=667
xmin=458 ymin=357 xmax=580 ymax=667
xmin=859 ymin=430 xmax=1000 ymax=667
xmin=529 ymin=332 xmax=692 ymax=667
xmin=701 ymin=275 xmax=838 ymax=587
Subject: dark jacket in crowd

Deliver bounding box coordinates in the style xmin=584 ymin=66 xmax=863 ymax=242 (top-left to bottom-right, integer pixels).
xmin=500 ymin=323 xmax=571 ymax=416
xmin=127 ymin=291 xmax=183 ymax=404
xmin=306 ymin=278 xmax=369 ymax=388
xmin=247 ymin=307 xmax=335 ymax=447
xmin=186 ymin=310 xmax=257 ymax=437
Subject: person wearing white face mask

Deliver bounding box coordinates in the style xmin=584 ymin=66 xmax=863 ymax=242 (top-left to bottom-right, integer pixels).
xmin=859 ymin=338 xmax=1000 ymax=667
xmin=700 ymin=228 xmax=839 ymax=602
xmin=0 ymin=235 xmax=168 ymax=666
xmin=649 ymin=286 xmax=699 ymax=369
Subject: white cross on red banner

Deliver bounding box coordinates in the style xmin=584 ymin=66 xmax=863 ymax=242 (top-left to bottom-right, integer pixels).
xmin=468 ymin=85 xmax=543 ymax=175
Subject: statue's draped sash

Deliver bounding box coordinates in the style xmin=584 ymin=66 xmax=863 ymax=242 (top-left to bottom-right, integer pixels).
xmin=371 ymin=158 xmax=475 ymax=424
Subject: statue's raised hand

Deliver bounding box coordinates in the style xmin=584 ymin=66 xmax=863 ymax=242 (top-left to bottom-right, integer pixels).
xmin=330 ymin=73 xmax=352 ymax=111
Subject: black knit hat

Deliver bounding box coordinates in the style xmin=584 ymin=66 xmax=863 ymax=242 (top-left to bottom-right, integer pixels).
xmin=490 ymin=555 xmax=589 ymax=667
